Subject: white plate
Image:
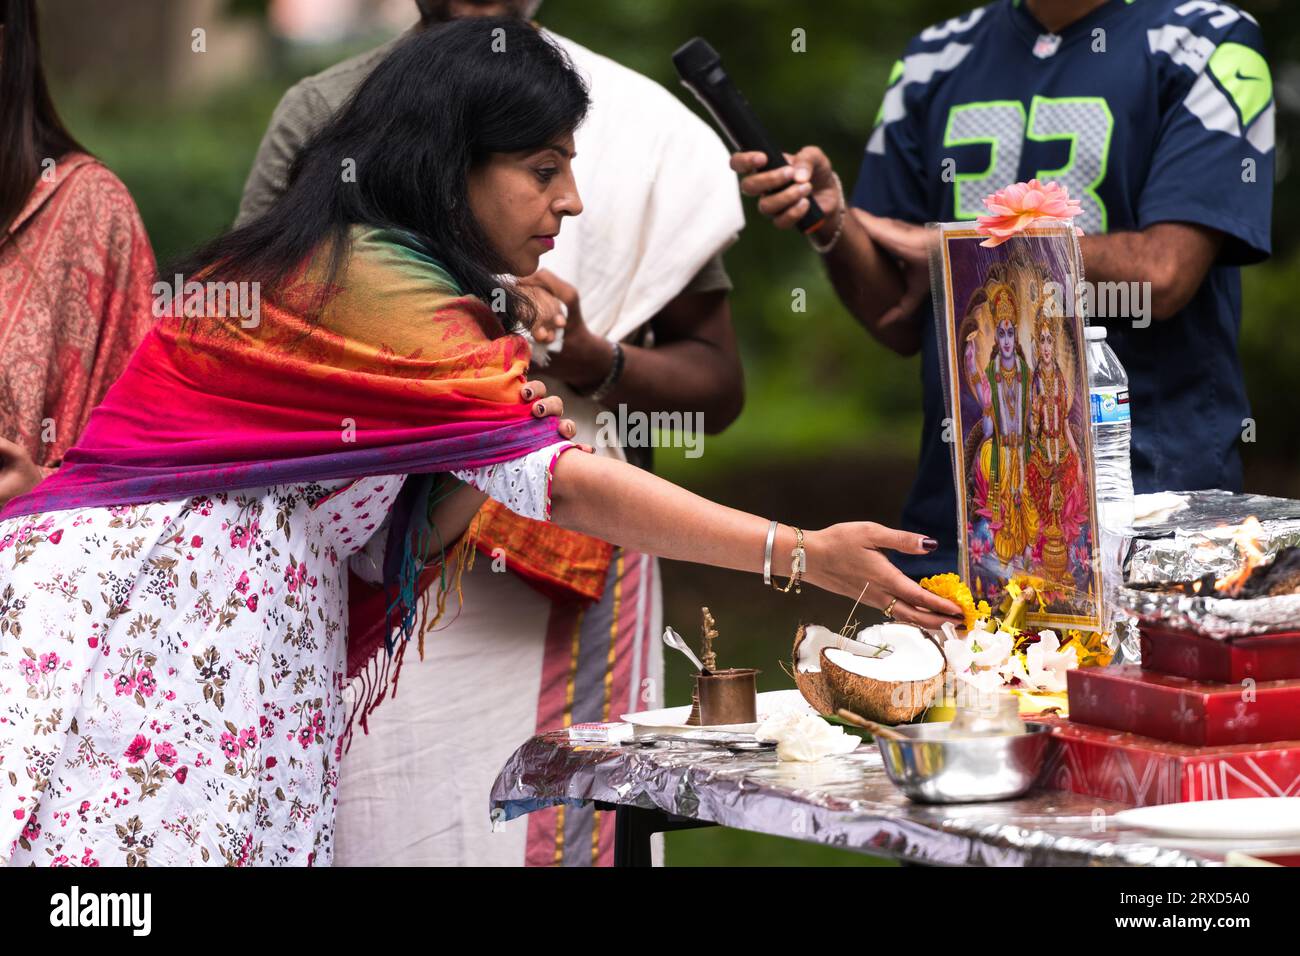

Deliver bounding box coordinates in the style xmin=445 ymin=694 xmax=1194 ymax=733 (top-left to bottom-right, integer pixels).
xmin=621 ymin=689 xmax=815 ymax=734
xmin=1114 ymin=798 xmax=1300 ymax=840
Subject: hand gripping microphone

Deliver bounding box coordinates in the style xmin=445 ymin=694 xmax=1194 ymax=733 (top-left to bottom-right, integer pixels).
xmin=672 ymin=37 xmax=829 ymax=236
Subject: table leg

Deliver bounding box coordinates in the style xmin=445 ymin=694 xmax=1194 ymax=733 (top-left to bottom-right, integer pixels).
xmin=596 ymin=802 xmax=717 ymax=867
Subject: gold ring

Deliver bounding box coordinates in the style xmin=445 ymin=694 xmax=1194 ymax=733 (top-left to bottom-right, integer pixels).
xmin=883 ymin=597 xmax=898 ymax=619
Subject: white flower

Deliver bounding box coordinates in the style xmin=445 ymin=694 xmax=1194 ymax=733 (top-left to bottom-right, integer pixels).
xmin=969 ymin=630 xmax=1014 ymax=668
xmin=998 ymin=652 xmax=1031 ymax=686
xmin=942 ymin=635 xmax=974 ymax=674
xmin=946 ymin=628 xmax=1017 ymax=693
xmin=954 ymin=666 xmax=1007 ymax=694
xmin=755 ymin=713 xmax=860 ymax=762
xmin=753 ymin=709 xmax=806 ymax=740
xmin=1024 ymin=630 xmax=1078 ymax=692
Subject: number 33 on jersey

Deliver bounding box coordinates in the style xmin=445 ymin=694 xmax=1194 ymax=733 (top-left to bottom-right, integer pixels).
xmin=855 ymin=0 xmax=1273 ymax=249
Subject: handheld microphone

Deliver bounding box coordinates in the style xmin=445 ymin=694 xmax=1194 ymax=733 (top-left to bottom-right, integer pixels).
xmin=672 ymin=37 xmax=828 ymax=236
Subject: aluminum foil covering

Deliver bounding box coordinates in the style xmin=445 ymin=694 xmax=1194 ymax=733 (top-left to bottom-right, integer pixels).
xmin=1118 ymin=589 xmax=1300 ymax=638
xmin=1122 ymin=490 xmax=1300 ymax=581
xmin=1115 ymin=490 xmax=1300 ymax=638
xmin=490 ymin=732 xmax=1285 ymax=866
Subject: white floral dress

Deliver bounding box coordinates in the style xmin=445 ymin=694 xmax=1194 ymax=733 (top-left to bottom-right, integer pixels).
xmin=0 ymin=442 xmax=572 ymax=867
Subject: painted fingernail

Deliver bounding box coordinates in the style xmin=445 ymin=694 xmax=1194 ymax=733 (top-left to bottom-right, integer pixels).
xmin=522 ymin=387 xmax=533 ymax=400
xmin=535 ymin=402 xmax=545 ymax=415
xmin=922 ymin=537 xmax=938 ymax=552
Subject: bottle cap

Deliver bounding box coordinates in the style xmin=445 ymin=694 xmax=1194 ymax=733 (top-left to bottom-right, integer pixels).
xmin=1084 ymin=325 xmax=1107 ymax=341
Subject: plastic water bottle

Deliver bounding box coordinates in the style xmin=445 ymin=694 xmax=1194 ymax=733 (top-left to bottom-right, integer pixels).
xmin=1085 ymin=326 xmax=1134 ymax=530
xmin=1086 ymin=325 xmax=1139 ymax=661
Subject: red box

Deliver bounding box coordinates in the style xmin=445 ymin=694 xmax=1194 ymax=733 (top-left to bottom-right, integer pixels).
xmin=1038 ymin=717 xmax=1300 ymax=807
xmin=1068 ymin=666 xmax=1300 ymax=745
xmin=1139 ymin=623 xmax=1300 ymax=683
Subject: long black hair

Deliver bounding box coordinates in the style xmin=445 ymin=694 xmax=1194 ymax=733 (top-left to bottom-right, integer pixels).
xmin=0 ymin=0 xmax=87 ymax=232
xmin=172 ymin=16 xmax=588 ymax=329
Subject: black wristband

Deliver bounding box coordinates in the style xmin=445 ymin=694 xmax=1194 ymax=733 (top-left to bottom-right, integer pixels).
xmin=581 ymin=341 xmax=625 ymax=403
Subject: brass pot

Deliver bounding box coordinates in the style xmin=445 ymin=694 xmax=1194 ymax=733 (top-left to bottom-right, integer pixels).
xmin=696 ymin=668 xmax=760 ymax=725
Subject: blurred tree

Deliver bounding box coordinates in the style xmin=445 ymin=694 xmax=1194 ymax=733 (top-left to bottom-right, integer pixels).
xmin=41 ymin=0 xmax=266 ymax=104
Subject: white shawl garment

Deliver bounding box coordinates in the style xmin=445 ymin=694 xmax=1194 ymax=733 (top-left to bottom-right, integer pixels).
xmin=534 ymin=31 xmax=746 ymax=458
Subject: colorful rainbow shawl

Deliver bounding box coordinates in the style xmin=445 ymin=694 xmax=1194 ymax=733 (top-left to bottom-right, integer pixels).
xmin=0 ymin=226 xmax=564 ymax=711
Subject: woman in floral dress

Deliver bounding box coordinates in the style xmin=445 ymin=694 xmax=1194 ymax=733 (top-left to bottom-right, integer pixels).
xmin=1 ymin=458 xmax=566 ymax=866
xmin=0 ymin=19 xmax=961 ymax=867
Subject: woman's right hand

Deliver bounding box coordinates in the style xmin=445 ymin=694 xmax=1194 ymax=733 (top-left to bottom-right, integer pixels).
xmin=730 ymin=145 xmax=840 ymax=231
xmin=520 ymin=379 xmax=592 ymax=452
xmin=803 ymin=522 xmax=964 ymax=631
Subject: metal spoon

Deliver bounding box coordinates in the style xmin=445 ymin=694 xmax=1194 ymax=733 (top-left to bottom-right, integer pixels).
xmin=662 ymin=626 xmax=710 ymax=675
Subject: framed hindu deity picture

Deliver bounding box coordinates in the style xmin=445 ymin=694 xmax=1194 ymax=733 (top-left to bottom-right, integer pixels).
xmin=929 ymin=221 xmax=1103 ymax=632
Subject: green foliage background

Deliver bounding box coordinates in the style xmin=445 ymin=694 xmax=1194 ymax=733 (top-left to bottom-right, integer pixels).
xmin=57 ymin=0 xmax=1300 ymax=488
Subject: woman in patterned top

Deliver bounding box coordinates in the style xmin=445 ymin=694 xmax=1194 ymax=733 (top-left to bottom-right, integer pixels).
xmin=0 ymin=0 xmax=157 ymax=508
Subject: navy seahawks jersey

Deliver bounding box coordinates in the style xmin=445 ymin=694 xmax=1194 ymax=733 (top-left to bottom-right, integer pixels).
xmin=851 ymin=0 xmax=1274 ymax=578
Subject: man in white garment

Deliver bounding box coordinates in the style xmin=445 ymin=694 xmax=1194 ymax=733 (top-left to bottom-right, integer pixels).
xmin=237 ymin=0 xmax=744 ymax=865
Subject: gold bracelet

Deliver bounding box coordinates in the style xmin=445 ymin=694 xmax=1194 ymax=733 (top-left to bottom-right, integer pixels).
xmin=775 ymin=527 xmax=806 ymax=594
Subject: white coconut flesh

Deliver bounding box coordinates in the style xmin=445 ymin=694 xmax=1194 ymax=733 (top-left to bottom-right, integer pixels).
xmin=795 ymin=624 xmax=889 ymax=673
xmin=822 ymin=623 xmax=944 ymax=682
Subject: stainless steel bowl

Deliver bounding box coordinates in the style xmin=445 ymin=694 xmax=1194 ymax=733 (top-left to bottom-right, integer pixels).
xmin=875 ymin=721 xmax=1052 ymax=804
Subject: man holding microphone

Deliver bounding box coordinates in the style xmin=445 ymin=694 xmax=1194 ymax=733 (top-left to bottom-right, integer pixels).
xmin=733 ymin=0 xmax=1274 ymax=580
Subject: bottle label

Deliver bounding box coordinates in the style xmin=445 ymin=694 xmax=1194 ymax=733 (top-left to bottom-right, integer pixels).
xmin=1089 ymin=387 xmax=1130 ymax=425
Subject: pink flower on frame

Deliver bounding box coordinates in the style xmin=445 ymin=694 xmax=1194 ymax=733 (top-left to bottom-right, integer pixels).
xmin=976 ymin=179 xmax=1083 ymax=247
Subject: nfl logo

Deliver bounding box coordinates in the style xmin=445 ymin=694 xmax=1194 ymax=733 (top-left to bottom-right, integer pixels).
xmin=1033 ymin=33 xmax=1062 ymax=59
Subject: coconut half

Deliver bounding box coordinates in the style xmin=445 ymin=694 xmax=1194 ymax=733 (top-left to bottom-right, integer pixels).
xmin=792 ymin=622 xmax=945 ymax=724
xmin=793 ymin=624 xmax=885 ymax=715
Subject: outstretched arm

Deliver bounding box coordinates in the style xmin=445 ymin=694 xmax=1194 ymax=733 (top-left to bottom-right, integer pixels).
xmin=548 ymin=449 xmax=961 ymax=630
xmin=431 ymin=445 xmax=961 ymax=630
xmin=424 ymin=382 xmax=962 ymax=629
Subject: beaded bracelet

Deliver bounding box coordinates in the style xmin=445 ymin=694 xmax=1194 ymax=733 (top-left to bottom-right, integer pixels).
xmin=582 ymin=340 xmax=625 ymax=403
xmin=807 ymin=172 xmax=846 ymax=255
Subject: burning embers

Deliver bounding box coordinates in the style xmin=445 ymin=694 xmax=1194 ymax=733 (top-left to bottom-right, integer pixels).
xmin=1121 ymin=515 xmax=1300 ymax=639
xmin=1132 ymin=517 xmax=1300 ymax=600
xmin=1213 ymin=516 xmax=1268 ymax=596
xmin=1225 ymin=546 xmax=1300 ymax=599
